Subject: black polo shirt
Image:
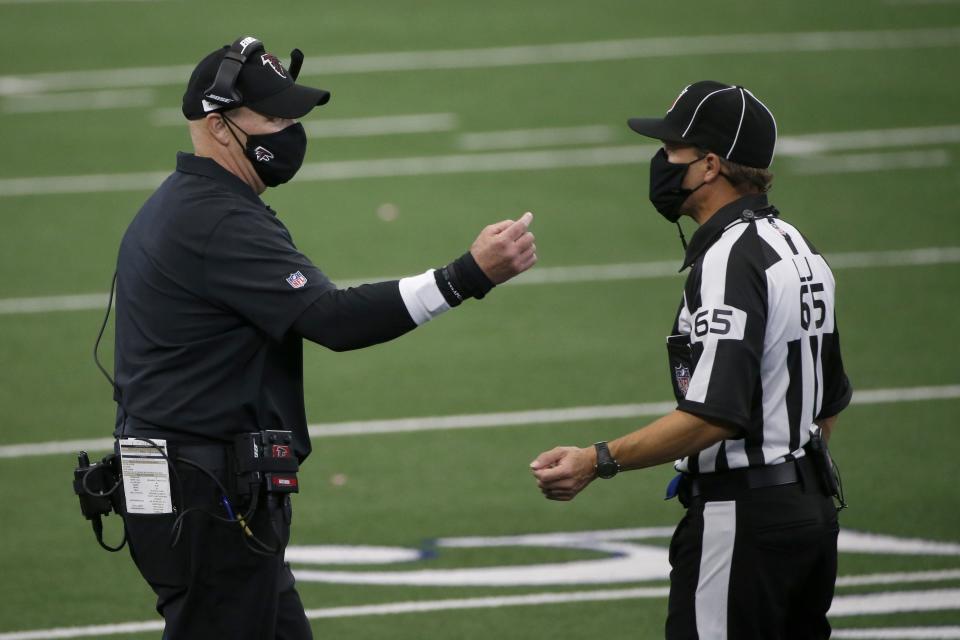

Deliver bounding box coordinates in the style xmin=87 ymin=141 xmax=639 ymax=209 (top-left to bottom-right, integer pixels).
xmin=113 ymin=152 xmax=335 ymax=459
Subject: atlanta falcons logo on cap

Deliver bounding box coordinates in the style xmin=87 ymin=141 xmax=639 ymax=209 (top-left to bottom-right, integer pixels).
xmin=254 ymin=146 xmax=274 ymax=162
xmin=260 ymin=53 xmax=287 ymax=78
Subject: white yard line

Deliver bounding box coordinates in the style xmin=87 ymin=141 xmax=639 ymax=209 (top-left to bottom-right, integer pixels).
xmin=791 ymin=150 xmax=951 ymax=175
xmin=0 ymin=384 xmax=957 ymax=460
xmin=2 ymin=28 xmax=959 ymax=96
xmin=1 ymin=588 xmax=958 ymax=639
xmin=0 ymin=0 xmax=158 ymax=3
xmin=151 ymin=109 xmax=461 ymax=137
xmin=0 ymin=293 xmax=111 ymax=314
xmin=2 ymin=246 xmax=957 ymax=316
xmin=834 ymin=626 xmax=960 ymax=639
xmin=836 ymin=569 xmax=960 ymax=587
xmin=885 ymin=0 xmax=960 ymax=4
xmin=0 ymin=145 xmax=654 ymax=197
xmin=829 ymin=589 xmax=960 ymax=617
xmin=458 ymin=125 xmax=616 ymax=151
xmin=2 ymin=123 xmax=959 ymax=198
xmin=2 ymin=89 xmax=155 ymax=114
xmin=776 ymin=125 xmax=960 ymax=155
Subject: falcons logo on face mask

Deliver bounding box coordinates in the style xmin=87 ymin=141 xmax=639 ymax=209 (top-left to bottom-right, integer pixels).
xmin=254 ymin=146 xmax=274 ymax=162
xmin=260 ymin=53 xmax=287 ymax=78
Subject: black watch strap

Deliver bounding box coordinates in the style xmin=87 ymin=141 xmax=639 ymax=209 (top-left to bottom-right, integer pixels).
xmin=594 ymin=441 xmax=620 ymax=479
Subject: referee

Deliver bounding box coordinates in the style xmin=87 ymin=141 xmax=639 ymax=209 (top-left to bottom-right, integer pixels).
xmin=530 ymin=81 xmax=852 ymax=639
xmin=111 ymin=37 xmax=535 ymax=639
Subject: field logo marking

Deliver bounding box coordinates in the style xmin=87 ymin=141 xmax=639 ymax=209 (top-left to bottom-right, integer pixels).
xmin=285 ymin=527 xmax=960 ymax=587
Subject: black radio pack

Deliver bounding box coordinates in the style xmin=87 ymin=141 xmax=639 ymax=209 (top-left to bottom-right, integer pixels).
xmin=233 ymin=430 xmax=300 ymax=498
xmin=72 ymin=451 xmax=126 ymax=551
xmin=805 ymin=426 xmax=847 ymax=511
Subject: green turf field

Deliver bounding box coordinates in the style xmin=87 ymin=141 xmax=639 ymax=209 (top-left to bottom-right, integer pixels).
xmin=1 ymin=1 xmax=959 ymax=638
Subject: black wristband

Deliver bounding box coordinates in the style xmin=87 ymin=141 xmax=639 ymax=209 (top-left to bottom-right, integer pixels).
xmin=433 ymin=251 xmax=495 ymax=307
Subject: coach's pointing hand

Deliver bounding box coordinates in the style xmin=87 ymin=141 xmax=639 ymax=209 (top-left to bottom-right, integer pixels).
xmin=471 ymin=212 xmax=537 ymax=284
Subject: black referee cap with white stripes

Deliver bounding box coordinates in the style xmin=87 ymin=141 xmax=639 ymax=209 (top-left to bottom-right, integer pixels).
xmin=628 ymin=81 xmax=777 ymax=169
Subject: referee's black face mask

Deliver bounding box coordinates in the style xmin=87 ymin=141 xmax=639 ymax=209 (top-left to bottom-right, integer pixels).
xmin=648 ymin=148 xmax=707 ymax=223
xmin=222 ymin=114 xmax=308 ymax=187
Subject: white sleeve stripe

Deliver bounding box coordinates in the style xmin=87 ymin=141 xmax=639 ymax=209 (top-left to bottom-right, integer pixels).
xmin=686 ymin=224 xmax=749 ymax=404
xmin=398 ymin=270 xmax=450 ymax=326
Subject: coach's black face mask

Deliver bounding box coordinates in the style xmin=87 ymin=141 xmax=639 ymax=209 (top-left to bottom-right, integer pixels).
xmin=648 ymin=148 xmax=707 ymax=223
xmin=223 ymin=115 xmax=308 ymax=187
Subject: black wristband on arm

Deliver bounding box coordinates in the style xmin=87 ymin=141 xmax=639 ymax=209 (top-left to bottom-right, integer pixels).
xmin=433 ymin=251 xmax=495 ymax=307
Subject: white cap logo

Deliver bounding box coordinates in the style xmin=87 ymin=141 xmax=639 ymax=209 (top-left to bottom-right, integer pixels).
xmin=667 ymin=85 xmax=690 ymax=113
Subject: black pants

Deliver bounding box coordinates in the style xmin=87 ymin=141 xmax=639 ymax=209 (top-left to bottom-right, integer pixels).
xmin=665 ymin=464 xmax=839 ymax=640
xmin=122 ymin=445 xmax=312 ymax=640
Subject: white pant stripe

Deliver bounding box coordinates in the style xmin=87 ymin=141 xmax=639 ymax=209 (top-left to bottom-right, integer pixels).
xmin=696 ymin=501 xmax=737 ymax=639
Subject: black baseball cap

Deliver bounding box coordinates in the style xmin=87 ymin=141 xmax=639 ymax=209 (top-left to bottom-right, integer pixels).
xmin=628 ymin=81 xmax=777 ymax=169
xmin=182 ymin=38 xmax=330 ymax=120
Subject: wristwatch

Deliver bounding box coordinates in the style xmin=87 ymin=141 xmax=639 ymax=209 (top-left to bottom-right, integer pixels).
xmin=594 ymin=441 xmax=620 ymax=479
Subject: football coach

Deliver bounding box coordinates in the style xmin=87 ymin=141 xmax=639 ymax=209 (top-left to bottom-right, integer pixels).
xmin=530 ymin=81 xmax=852 ymax=639
xmin=110 ymin=36 xmax=536 ymax=639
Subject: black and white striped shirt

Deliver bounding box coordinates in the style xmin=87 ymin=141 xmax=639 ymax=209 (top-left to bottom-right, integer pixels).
xmin=672 ymin=193 xmax=852 ymax=473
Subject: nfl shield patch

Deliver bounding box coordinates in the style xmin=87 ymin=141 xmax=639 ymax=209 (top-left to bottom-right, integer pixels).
xmin=674 ymin=364 xmax=691 ymax=397
xmin=285 ymin=271 xmax=308 ymax=289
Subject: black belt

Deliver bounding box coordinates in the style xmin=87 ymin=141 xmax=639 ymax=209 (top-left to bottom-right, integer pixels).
xmin=117 ymin=435 xmax=231 ymax=469
xmin=689 ymin=457 xmax=808 ymax=499
xmin=172 ymin=443 xmax=230 ymax=469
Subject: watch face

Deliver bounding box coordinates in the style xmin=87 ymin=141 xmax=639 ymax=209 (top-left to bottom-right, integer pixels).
xmin=597 ymin=460 xmax=619 ymax=479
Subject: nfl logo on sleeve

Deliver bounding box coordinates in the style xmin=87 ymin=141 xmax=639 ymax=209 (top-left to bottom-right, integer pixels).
xmin=285 ymin=271 xmax=308 ymax=289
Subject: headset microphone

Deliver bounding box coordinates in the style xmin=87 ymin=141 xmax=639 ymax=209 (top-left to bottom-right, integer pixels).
xmin=288 ymin=49 xmax=304 ymax=81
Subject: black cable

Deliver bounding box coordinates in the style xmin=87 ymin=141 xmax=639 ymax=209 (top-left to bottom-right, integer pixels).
xmin=92 ymin=516 xmax=127 ymax=553
xmin=128 ymin=438 xmax=283 ymax=555
xmin=93 ymin=270 xmax=119 ymax=393
xmin=79 ymin=462 xmax=123 ymax=498
xmin=833 ymin=460 xmax=848 ymax=512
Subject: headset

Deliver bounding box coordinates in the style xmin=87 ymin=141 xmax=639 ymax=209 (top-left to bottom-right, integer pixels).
xmin=203 ymin=36 xmax=304 ymax=110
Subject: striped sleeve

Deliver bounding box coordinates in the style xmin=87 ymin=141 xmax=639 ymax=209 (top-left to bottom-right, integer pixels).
xmin=817 ymin=317 xmax=853 ymax=418
xmin=678 ymin=224 xmax=767 ymax=435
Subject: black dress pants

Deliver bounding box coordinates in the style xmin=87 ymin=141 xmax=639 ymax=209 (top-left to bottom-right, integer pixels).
xmin=665 ymin=465 xmax=839 ymax=640
xmin=123 ymin=446 xmax=312 ymax=640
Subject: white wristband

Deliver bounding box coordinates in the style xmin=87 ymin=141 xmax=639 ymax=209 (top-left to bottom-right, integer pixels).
xmin=398 ymin=270 xmax=451 ymax=326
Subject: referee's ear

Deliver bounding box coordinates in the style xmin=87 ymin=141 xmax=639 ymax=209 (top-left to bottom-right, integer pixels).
xmin=701 ymin=152 xmax=725 ymax=185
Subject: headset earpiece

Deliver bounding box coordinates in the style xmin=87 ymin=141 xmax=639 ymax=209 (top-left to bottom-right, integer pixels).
xmin=203 ymin=36 xmax=265 ymax=110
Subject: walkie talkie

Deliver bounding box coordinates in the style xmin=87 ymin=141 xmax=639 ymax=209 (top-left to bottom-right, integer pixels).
xmin=72 ymin=451 xmax=127 ymax=551
xmin=806 ymin=427 xmax=847 ymax=511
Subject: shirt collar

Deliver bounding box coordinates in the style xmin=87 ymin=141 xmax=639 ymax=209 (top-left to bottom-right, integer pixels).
xmin=679 ymin=192 xmax=774 ymax=271
xmin=175 ymin=152 xmax=264 ymax=207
